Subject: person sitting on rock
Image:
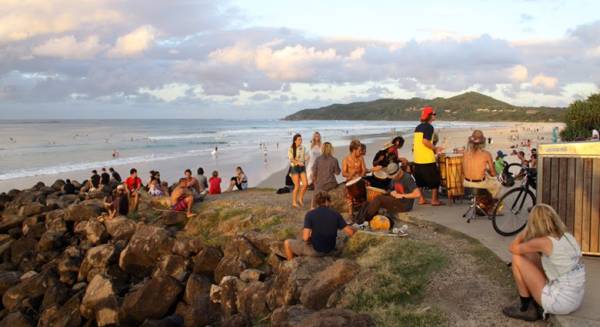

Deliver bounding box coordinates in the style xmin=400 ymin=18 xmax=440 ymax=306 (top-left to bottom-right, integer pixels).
xmin=170 ymin=178 xmax=196 ymax=218
xmin=104 ymin=185 xmax=129 ymax=219
xmin=124 ymin=168 xmax=142 ymax=212
xmin=284 ymin=191 xmax=355 ymax=260
xmin=109 ymin=167 xmax=122 ymax=183
xmin=356 ymin=162 xmax=420 ymax=226
xmin=89 ymin=170 xmax=101 ymax=192
xmin=62 ymin=179 xmax=76 ymax=195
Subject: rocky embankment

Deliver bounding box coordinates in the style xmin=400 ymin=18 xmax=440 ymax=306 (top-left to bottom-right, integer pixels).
xmin=0 ymin=180 xmax=373 ymax=327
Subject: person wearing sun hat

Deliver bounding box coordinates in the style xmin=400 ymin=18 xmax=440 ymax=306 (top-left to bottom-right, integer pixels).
xmin=463 ymin=130 xmax=502 ymax=201
xmin=494 ymin=150 xmax=508 ymax=176
xmin=413 ymin=106 xmax=444 ymax=206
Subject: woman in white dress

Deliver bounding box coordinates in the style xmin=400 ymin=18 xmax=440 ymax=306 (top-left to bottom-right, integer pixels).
xmin=306 ymin=132 xmax=322 ymax=188
xmin=503 ymin=204 xmax=585 ymax=321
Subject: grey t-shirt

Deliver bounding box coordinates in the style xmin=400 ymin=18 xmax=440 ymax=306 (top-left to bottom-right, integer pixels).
xmin=313 ymin=155 xmax=341 ymax=192
xmin=387 ymin=172 xmax=417 ymax=211
xmin=197 ymin=175 xmax=208 ymax=192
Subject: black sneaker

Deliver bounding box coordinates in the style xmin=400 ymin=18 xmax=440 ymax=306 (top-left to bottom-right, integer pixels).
xmin=502 ymin=302 xmax=541 ymax=322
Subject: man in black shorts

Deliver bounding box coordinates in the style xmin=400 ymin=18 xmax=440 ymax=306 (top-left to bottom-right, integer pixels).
xmin=412 ymin=106 xmax=444 ymax=206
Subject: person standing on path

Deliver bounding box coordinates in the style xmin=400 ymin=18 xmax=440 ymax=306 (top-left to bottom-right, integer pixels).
xmin=412 ymin=106 xmax=444 ymax=206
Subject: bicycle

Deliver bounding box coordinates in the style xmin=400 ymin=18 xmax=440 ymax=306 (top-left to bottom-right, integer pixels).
xmin=491 ymin=167 xmax=537 ymax=236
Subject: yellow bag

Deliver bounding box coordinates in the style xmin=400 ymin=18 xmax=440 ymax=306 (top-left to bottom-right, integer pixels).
xmin=369 ymin=215 xmax=391 ymax=231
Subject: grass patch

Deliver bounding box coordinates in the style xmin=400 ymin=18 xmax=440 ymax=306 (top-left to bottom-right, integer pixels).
xmin=341 ymin=232 xmax=386 ymax=258
xmin=341 ymin=238 xmax=448 ymax=326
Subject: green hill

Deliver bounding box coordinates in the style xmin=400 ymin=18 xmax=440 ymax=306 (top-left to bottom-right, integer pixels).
xmin=284 ymin=91 xmax=565 ymax=122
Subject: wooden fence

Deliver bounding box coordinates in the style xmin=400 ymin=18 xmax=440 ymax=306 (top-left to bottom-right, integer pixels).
xmin=538 ymin=142 xmax=600 ymax=256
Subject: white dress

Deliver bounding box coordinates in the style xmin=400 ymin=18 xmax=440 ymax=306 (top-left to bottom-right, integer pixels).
xmin=306 ymin=145 xmax=322 ymax=184
xmin=541 ymin=233 xmax=585 ymax=315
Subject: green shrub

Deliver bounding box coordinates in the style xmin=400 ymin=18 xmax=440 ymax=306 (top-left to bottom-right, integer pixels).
xmin=561 ymin=93 xmax=600 ymax=141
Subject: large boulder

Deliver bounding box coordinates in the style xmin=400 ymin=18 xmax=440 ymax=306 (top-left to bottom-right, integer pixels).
xmin=10 ymin=236 xmax=37 ymax=266
xmin=0 ymin=312 xmax=34 ymax=327
xmin=219 ymin=276 xmax=245 ymax=318
xmin=267 ymin=257 xmax=334 ymax=310
xmin=140 ymin=315 xmax=184 ymax=327
xmin=191 ymin=246 xmax=223 ymax=280
xmin=18 ymin=202 xmax=45 ymax=217
xmin=227 ymin=236 xmax=265 ymax=268
xmin=0 ymin=214 xmax=25 ymax=233
xmin=74 ymin=218 xmax=107 ymax=245
xmin=0 ymin=271 xmax=21 ymax=296
xmin=236 ymin=281 xmax=270 ymax=319
xmin=121 ymin=276 xmax=183 ymax=324
xmin=174 ymin=274 xmax=214 ymax=327
xmin=78 ymin=244 xmax=116 ymax=282
xmin=299 ymin=259 xmax=360 ymax=310
xmin=57 ymin=246 xmax=83 ymax=285
xmin=38 ymin=291 xmax=83 ymax=327
xmin=152 ymin=254 xmax=189 ymax=282
xmin=271 ymin=306 xmax=374 ymax=327
xmin=214 ymin=256 xmax=247 ymax=284
xmin=118 ymin=224 xmax=174 ymax=277
xmin=64 ymin=200 xmax=103 ymax=222
xmin=183 ymin=274 xmax=211 ymax=304
xmin=103 ymin=216 xmax=135 ymax=241
xmin=80 ymin=274 xmax=120 ymax=326
xmin=242 ymin=231 xmax=276 ymax=254
xmin=171 ymin=236 xmax=203 ymax=258
xmin=2 ymin=271 xmax=51 ymax=311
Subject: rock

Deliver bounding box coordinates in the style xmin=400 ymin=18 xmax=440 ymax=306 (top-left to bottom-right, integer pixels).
xmin=2 ymin=271 xmax=50 ymax=311
xmin=221 ymin=314 xmax=251 ymax=327
xmin=121 ymin=276 xmax=183 ymax=324
xmin=75 ymin=218 xmax=107 ymax=245
xmin=266 ymin=252 xmax=284 ymax=274
xmin=40 ymin=280 xmax=70 ymax=313
xmin=19 ymin=202 xmax=45 ymax=217
xmin=228 ymin=236 xmax=265 ymax=268
xmin=57 ymin=246 xmax=82 ymax=285
xmin=240 ymin=268 xmax=265 ymax=283
xmin=80 ymin=274 xmax=120 ymax=326
xmin=270 ymin=305 xmax=314 ymax=327
xmin=236 ymin=281 xmax=269 ymax=319
xmin=20 ymin=271 xmax=38 ymax=280
xmin=219 ymin=276 xmax=245 ymax=318
xmin=38 ymin=291 xmax=83 ymax=327
xmin=0 ymin=214 xmax=25 ymax=233
xmin=267 ymin=257 xmax=334 ymax=310
xmin=242 ymin=231 xmax=275 ymax=254
xmin=140 ymin=315 xmax=184 ymax=327
xmin=22 ymin=222 xmax=45 ymax=239
xmin=160 ymin=211 xmax=186 ymax=226
xmin=175 ymin=300 xmax=212 ymax=327
xmin=152 ymin=254 xmax=189 ymax=282
xmin=37 ymin=230 xmax=65 ymax=252
xmin=214 ymin=256 xmax=247 ymax=284
xmin=183 ymin=274 xmax=211 ymax=304
xmin=44 ymin=209 xmax=66 ymax=222
xmin=51 ymin=180 xmax=65 ymax=191
xmin=10 ymin=236 xmax=37 ymax=266
xmin=192 ymin=246 xmax=223 ymax=280
xmin=300 ymin=259 xmax=360 ymax=310
xmin=171 ymin=236 xmax=203 ymax=258
xmin=0 ymin=312 xmax=34 ymax=327
xmin=118 ymin=224 xmax=174 ymax=278
xmin=64 ymin=200 xmax=103 ymax=222
xmin=210 ymin=284 xmax=221 ymax=303
xmin=103 ymin=216 xmax=135 ymax=241
xmin=0 ymin=271 xmax=21 ymax=296
xmin=78 ymin=244 xmax=115 ymax=282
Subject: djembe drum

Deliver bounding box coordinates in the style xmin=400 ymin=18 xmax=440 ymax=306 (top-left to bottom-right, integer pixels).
xmin=444 ymin=154 xmax=464 ymax=200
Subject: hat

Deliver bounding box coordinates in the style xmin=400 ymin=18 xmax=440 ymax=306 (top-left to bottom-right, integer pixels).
xmin=374 ymin=162 xmax=400 ymax=179
xmin=496 ymin=150 xmax=506 ymax=158
xmin=420 ymin=106 xmax=435 ymax=121
xmin=382 ymin=142 xmax=394 ymax=150
xmin=468 ymin=130 xmax=485 ymax=145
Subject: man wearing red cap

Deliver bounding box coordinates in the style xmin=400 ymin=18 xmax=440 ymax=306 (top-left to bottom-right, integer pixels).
xmin=413 ymin=106 xmax=444 ymax=205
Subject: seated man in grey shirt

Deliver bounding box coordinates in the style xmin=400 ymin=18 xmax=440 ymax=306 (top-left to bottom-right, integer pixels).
xmin=312 ymin=142 xmax=341 ymax=192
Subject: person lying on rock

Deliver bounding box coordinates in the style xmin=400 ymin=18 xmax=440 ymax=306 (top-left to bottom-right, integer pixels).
xmin=503 ymin=204 xmax=585 ymax=322
xmin=284 ymin=191 xmax=355 ymax=260
xmin=170 ymin=178 xmax=196 ymax=218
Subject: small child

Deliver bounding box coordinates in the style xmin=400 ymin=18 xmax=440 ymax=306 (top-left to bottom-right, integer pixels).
xmin=209 ymin=170 xmax=222 ymax=194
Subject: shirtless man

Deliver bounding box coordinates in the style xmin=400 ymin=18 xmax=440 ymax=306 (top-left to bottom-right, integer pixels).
xmin=342 ymin=140 xmax=367 ymax=215
xmin=184 ymin=169 xmax=202 ymax=200
xmin=171 ymin=178 xmax=195 ymax=218
xmin=463 ymin=130 xmax=502 ymax=199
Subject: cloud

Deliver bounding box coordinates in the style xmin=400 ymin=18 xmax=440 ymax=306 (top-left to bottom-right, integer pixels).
xmin=531 ymin=73 xmax=559 ymax=89
xmin=32 ymin=35 xmax=107 ymax=59
xmin=107 ymin=25 xmax=157 ymax=58
xmin=509 ymin=65 xmax=529 ymax=82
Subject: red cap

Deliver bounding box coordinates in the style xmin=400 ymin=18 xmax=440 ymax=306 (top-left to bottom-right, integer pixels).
xmin=420 ymin=106 xmax=435 ymax=121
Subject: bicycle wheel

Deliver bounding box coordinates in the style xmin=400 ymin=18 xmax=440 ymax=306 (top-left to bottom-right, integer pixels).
xmin=506 ymin=163 xmax=524 ymax=179
xmin=492 ymin=187 xmax=536 ymax=236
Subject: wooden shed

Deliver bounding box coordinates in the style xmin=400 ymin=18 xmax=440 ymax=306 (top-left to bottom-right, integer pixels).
xmin=538 ymin=142 xmax=600 ymax=256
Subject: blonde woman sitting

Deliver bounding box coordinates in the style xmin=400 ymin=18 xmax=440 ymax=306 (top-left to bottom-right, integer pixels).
xmin=503 ymin=204 xmax=585 ymax=321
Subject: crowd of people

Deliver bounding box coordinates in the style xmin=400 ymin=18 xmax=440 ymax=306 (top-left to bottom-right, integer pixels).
xmin=282 ymin=106 xmax=585 ymax=323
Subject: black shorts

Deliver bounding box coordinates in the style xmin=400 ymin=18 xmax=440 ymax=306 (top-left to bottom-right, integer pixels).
xmin=413 ymin=163 xmax=441 ymax=189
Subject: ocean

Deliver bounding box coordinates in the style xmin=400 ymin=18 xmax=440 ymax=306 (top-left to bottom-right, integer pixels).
xmin=0 ymin=119 xmax=496 ymax=192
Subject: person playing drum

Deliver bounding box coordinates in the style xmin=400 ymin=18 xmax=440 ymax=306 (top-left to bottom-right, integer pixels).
xmin=463 ymin=130 xmax=503 ymax=211
xmin=342 ymin=140 xmax=367 ymax=215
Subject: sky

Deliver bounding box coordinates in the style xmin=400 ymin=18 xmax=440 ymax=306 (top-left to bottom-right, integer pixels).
xmin=0 ymin=0 xmax=599 ymax=119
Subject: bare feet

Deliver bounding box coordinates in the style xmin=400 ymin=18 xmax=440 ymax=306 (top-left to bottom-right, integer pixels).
xmin=292 ymin=203 xmax=299 ymax=208
xmin=431 ymin=201 xmax=446 ymax=206
xmin=186 ymin=213 xmax=196 ymax=218
xmin=418 ymin=200 xmax=430 ymax=205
